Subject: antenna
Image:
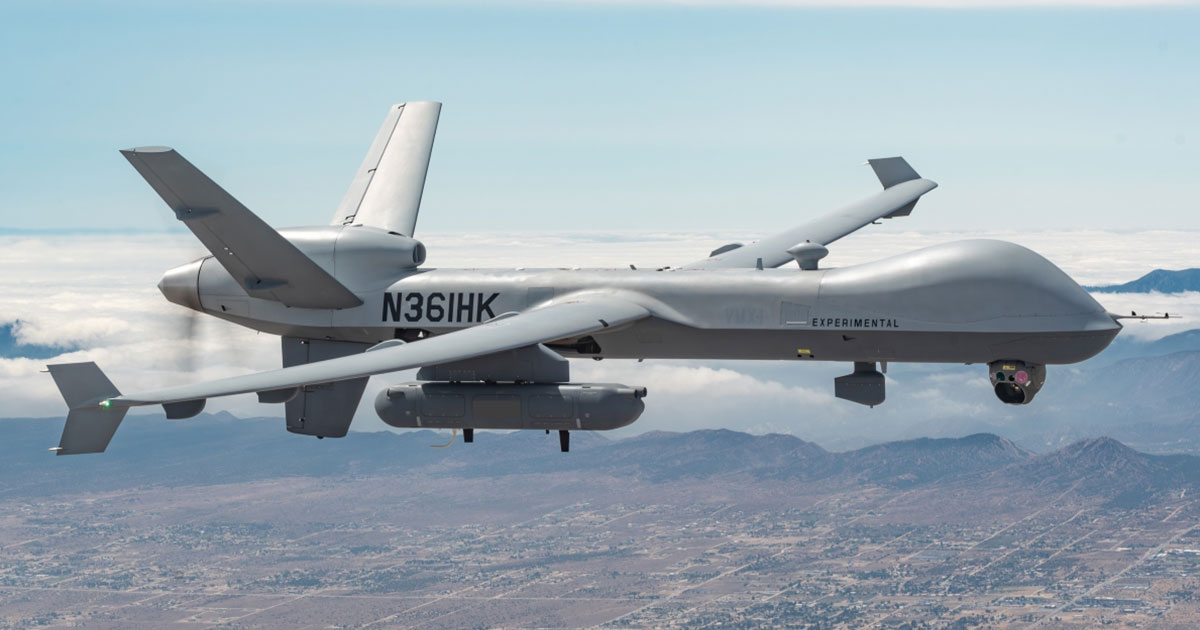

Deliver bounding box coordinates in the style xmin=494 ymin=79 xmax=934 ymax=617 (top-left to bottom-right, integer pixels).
xmin=1112 ymin=311 xmax=1175 ymax=321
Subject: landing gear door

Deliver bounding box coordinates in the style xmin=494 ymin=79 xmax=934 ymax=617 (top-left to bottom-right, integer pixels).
xmin=281 ymin=337 xmax=371 ymax=438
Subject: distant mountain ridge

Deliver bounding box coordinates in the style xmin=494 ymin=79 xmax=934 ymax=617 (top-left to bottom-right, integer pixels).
xmin=829 ymin=433 xmax=1031 ymax=487
xmin=1098 ymin=328 xmax=1200 ymax=362
xmin=1086 ymin=268 xmax=1200 ymax=293
xmin=3 ymin=416 xmax=1196 ymax=506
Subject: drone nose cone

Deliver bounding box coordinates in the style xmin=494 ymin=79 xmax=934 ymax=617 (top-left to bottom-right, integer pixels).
xmin=158 ymin=259 xmax=203 ymax=311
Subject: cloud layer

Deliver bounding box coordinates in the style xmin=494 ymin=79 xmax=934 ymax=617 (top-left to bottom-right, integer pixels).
xmin=2 ymin=229 xmax=1196 ymax=445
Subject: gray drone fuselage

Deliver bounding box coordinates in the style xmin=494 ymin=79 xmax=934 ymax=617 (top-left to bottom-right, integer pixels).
xmin=43 ymin=101 xmax=1134 ymax=456
xmin=167 ymin=233 xmax=1119 ymax=367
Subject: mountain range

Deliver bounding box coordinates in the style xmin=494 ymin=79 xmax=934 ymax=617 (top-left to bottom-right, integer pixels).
xmin=1085 ymin=267 xmax=1200 ymax=293
xmin=4 ymin=415 xmax=1197 ymax=508
xmin=1097 ymin=327 xmax=1200 ymax=361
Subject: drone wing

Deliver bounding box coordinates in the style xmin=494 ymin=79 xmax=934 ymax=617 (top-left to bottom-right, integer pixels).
xmin=331 ymin=101 xmax=441 ymax=237
xmin=47 ymin=295 xmax=649 ymax=453
xmin=684 ymin=157 xmax=937 ymax=270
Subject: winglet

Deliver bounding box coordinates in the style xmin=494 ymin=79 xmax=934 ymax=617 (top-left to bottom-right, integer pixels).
xmin=867 ymin=157 xmax=921 ymax=189
xmin=47 ymin=362 xmax=128 ymax=455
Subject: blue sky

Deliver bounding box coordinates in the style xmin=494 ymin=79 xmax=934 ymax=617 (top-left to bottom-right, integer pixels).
xmin=1 ymin=1 xmax=1198 ymax=234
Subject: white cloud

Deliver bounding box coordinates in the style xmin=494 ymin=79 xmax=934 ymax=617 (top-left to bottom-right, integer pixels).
xmin=0 ymin=233 xmax=278 ymax=418
xmin=1088 ymin=291 xmax=1198 ymax=341
xmin=2 ymin=229 xmax=1195 ymax=443
xmin=572 ymin=360 xmax=848 ymax=435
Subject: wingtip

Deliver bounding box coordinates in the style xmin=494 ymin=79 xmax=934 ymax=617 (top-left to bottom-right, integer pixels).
xmin=120 ymin=146 xmax=175 ymax=155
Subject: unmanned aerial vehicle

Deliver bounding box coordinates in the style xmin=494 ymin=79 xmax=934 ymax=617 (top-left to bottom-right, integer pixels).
xmin=47 ymin=102 xmax=1141 ymax=455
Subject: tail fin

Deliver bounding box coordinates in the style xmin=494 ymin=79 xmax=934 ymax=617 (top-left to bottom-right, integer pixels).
xmin=332 ymin=101 xmax=441 ymax=236
xmin=47 ymin=362 xmax=127 ymax=456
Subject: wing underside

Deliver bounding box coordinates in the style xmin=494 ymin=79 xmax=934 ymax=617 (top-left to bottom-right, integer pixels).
xmin=104 ymin=295 xmax=649 ymax=408
xmin=47 ymin=296 xmax=647 ymax=454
